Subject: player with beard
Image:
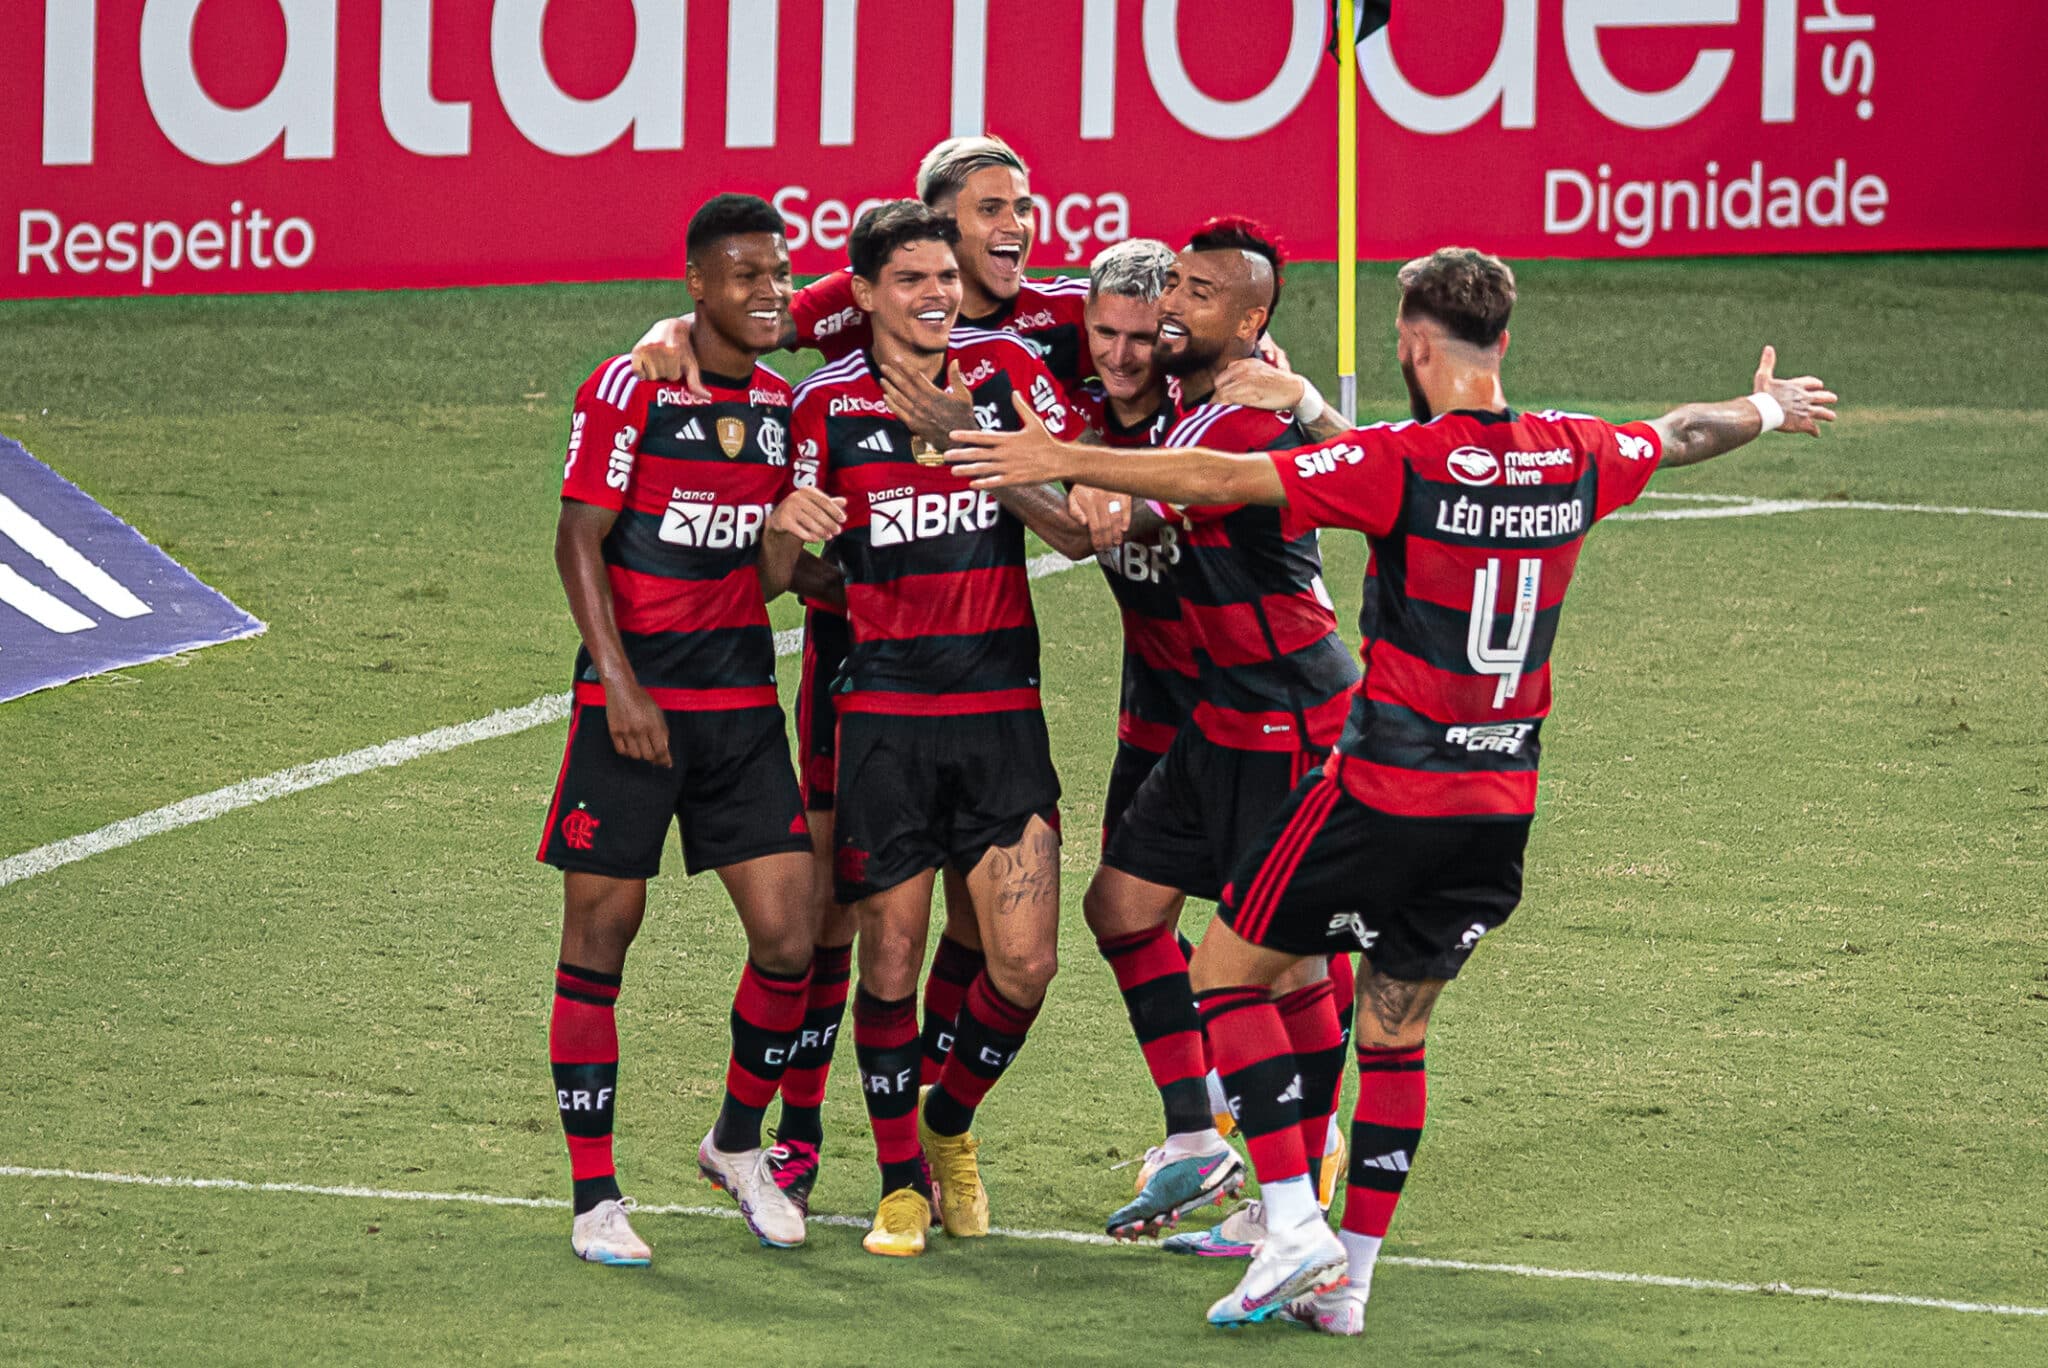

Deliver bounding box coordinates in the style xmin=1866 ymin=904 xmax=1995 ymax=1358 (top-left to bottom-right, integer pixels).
xmin=946 ymin=245 xmax=1837 ymax=1332
xmin=541 ymin=195 xmax=833 ymax=1265
xmin=762 ymin=201 xmax=1085 ymax=1258
xmin=629 ymin=137 xmax=1087 ymax=1101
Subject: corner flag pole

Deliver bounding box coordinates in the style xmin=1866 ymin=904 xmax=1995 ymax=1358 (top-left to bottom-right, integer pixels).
xmin=1336 ymin=0 xmax=1359 ymax=424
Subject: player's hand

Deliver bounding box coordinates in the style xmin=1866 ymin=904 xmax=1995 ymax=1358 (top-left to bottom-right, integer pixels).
xmin=946 ymin=393 xmax=1072 ymax=488
xmin=630 ymin=315 xmax=709 ymax=396
xmin=880 ymin=359 xmax=976 ymax=451
xmin=1213 ymin=356 xmax=1308 ymax=414
xmin=1068 ymin=484 xmax=1131 ymax=554
xmin=1255 ymin=334 xmax=1292 ymax=372
xmin=1755 ymin=345 xmax=1838 ymax=437
xmin=604 ymin=678 xmax=673 ymax=768
xmin=769 ymin=488 xmax=848 ymax=544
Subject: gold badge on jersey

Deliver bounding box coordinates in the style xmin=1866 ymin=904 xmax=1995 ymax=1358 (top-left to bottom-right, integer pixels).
xmin=912 ymin=436 xmax=945 ymax=467
xmin=716 ymin=416 xmax=747 ymax=458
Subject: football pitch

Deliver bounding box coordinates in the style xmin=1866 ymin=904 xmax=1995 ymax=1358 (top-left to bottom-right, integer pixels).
xmin=3 ymin=254 xmax=2045 ymax=1365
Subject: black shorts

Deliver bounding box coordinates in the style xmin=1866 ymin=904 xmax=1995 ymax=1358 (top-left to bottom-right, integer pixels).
xmin=796 ymin=607 xmax=850 ymax=811
xmin=1101 ymin=739 xmax=1166 ymax=850
xmin=538 ymin=701 xmax=810 ymax=880
xmin=833 ymin=709 xmax=1061 ymax=903
xmin=1216 ymin=771 xmax=1530 ymax=982
xmin=1102 ymin=726 xmax=1325 ymax=903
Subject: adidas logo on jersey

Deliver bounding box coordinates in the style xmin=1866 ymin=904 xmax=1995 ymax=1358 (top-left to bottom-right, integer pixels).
xmin=676 ymin=417 xmax=707 ymax=442
xmin=857 ymin=431 xmax=893 ymax=454
xmin=1359 ymin=1150 xmax=1412 ymax=1173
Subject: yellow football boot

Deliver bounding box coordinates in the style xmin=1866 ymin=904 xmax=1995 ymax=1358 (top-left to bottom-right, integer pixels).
xmin=862 ymin=1188 xmax=931 ymax=1257
xmin=1214 ymin=1109 xmax=1239 ymax=1140
xmin=919 ymin=1093 xmax=990 ymax=1237
xmin=1317 ymin=1126 xmax=1346 ymax=1213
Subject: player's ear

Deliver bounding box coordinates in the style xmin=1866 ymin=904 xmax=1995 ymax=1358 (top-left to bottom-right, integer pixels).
xmin=850 ymin=274 xmax=875 ymax=313
xmin=1241 ymin=306 xmax=1271 ymax=344
xmin=684 ymin=257 xmax=703 ymax=302
xmin=1495 ymin=329 xmax=1511 ymax=364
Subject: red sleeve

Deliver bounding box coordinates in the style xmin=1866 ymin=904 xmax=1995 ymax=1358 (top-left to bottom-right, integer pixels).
xmin=560 ymin=356 xmax=646 ymax=511
xmin=789 ymin=394 xmax=829 ymax=495
xmin=791 ymin=271 xmax=869 ymax=360
xmin=1268 ymin=424 xmax=1412 ymax=537
xmin=1004 ymin=347 xmax=1082 ymax=440
xmin=1583 ymin=418 xmax=1664 ymax=520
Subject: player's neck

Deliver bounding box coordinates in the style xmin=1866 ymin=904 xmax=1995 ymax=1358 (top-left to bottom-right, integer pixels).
xmin=688 ymin=318 xmax=758 ymax=386
xmin=1429 ymin=366 xmax=1509 ymax=418
xmin=1108 ymin=382 xmax=1165 ymax=429
xmin=1179 ymin=343 xmax=1257 ymax=409
xmin=871 ymin=331 xmax=946 ymax=385
xmin=960 ymin=281 xmax=1011 ymax=326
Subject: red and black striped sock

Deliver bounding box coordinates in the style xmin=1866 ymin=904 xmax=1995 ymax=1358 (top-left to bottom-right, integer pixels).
xmin=1099 ymin=925 xmax=1211 ymax=1136
xmin=1195 ymin=985 xmax=1309 ymax=1186
xmin=776 ymin=943 xmax=850 ymax=1148
xmin=550 ymin=961 xmax=623 ymax=1214
xmin=713 ymin=959 xmax=812 ymax=1153
xmin=923 ymin=973 xmax=1041 ymax=1137
xmin=853 ymin=988 xmax=929 ymax=1197
xmin=919 ymin=936 xmax=985 ymax=1087
xmin=1343 ymin=1043 xmax=1428 ymax=1239
xmin=1277 ymin=977 xmax=1346 ymax=1190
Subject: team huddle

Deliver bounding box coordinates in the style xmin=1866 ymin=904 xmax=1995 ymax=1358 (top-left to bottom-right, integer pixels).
xmin=538 ymin=135 xmax=1838 ymax=1335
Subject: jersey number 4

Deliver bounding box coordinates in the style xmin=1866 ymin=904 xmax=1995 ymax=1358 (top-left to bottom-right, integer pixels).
xmin=1466 ymin=557 xmax=1541 ymax=708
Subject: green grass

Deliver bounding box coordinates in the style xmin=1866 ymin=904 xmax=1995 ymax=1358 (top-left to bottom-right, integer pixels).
xmin=3 ymin=254 xmax=2046 ymax=1365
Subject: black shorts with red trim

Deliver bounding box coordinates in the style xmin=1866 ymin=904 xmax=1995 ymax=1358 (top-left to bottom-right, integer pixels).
xmin=832 ymin=708 xmax=1060 ymax=903
xmin=1101 ymin=739 xmax=1167 ymax=850
xmin=1102 ymin=724 xmax=1326 ymax=903
xmin=1216 ymin=770 xmax=1530 ymax=982
xmin=796 ymin=606 xmax=850 ymax=811
xmin=538 ymin=699 xmax=810 ymax=880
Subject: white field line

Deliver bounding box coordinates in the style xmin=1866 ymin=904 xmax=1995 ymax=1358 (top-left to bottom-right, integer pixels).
xmin=0 ymin=552 xmax=1077 ymax=890
xmin=6 ymin=482 xmax=2046 ymax=890
xmin=4 ymin=1165 xmax=2042 ymax=1319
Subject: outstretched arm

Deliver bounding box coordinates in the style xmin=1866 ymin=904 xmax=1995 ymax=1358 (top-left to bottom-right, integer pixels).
xmin=1652 ymin=346 xmax=1837 ymax=468
xmin=1213 ymin=357 xmax=1348 ymax=441
xmin=948 ymin=395 xmax=1285 ymax=508
xmin=629 ymin=313 xmax=802 ymax=389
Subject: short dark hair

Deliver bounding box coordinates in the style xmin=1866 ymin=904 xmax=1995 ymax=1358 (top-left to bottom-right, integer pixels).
xmin=1187 ymin=216 xmax=1284 ymax=333
xmin=1397 ymin=247 xmax=1516 ymax=349
xmin=686 ymin=193 xmax=785 ymax=261
xmin=849 ymin=200 xmax=961 ymax=281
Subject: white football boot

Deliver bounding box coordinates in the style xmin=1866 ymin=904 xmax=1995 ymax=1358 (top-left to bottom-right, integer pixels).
xmin=698 ymin=1130 xmax=809 ymax=1248
xmin=1281 ymin=1282 xmax=1370 ymax=1336
xmin=1205 ymin=1217 xmax=1348 ymax=1329
xmin=571 ymin=1197 xmax=651 ymax=1267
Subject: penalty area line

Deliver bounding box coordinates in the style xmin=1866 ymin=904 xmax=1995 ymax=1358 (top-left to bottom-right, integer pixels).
xmin=0 ymin=553 xmax=1081 ymax=890
xmin=3 ymin=1164 xmax=2041 ymax=1318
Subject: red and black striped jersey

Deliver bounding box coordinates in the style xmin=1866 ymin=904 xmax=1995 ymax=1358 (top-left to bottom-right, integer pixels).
xmin=1271 ymin=407 xmax=1664 ymax=819
xmin=1073 ymin=380 xmax=1199 ymax=752
xmin=560 ymin=354 xmax=795 ymax=710
xmin=1159 ymin=403 xmax=1360 ymax=753
xmin=789 ymin=329 xmax=1079 ymax=717
xmin=793 ymin=270 xmax=1093 ymax=389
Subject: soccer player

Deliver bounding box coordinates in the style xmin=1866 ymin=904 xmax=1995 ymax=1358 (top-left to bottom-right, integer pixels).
xmin=540 ymin=194 xmax=829 ymax=1265
xmin=945 ymin=246 xmax=1838 ymax=1331
xmin=761 ymin=201 xmax=1083 ymax=1258
xmin=1053 ymin=222 xmax=1362 ymax=1243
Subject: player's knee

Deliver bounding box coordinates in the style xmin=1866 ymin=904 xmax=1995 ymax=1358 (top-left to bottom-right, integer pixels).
xmin=750 ymin=925 xmax=814 ymax=978
xmin=989 ymin=945 xmax=1058 ymax=1004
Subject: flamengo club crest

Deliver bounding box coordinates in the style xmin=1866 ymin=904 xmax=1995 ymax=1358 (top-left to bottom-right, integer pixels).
xmin=562 ymin=804 xmax=600 ymax=851
xmin=717 ymin=417 xmax=747 ymax=458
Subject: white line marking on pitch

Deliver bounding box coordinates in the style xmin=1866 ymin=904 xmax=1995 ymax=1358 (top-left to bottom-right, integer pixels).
xmin=6 ymin=484 xmax=2045 ymax=890
xmin=0 ymin=554 xmax=1081 ymax=889
xmin=4 ymin=1165 xmax=2041 ymax=1318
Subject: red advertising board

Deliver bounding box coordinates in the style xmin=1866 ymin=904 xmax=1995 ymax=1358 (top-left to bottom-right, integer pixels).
xmin=7 ymin=1 xmax=2044 ymax=301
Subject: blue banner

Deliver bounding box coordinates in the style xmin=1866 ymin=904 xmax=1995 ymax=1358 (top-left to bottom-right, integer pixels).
xmin=0 ymin=436 xmax=264 ymax=703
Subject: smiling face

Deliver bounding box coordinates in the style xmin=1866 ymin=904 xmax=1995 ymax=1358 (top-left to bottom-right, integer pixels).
xmin=1154 ymin=247 xmax=1269 ymax=379
xmin=687 ymin=231 xmax=793 ymax=357
xmin=852 ymin=237 xmax=963 ymax=359
xmin=937 ymin=164 xmax=1035 ymax=312
xmin=1084 ymin=291 xmax=1161 ymax=405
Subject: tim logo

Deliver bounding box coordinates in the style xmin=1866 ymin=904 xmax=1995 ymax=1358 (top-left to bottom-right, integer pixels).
xmin=561 ymin=806 xmax=600 ymax=851
xmin=868 ymin=490 xmax=999 ymax=547
xmin=658 ymin=497 xmax=771 ymax=548
xmin=1326 ymin=913 xmax=1380 ymax=950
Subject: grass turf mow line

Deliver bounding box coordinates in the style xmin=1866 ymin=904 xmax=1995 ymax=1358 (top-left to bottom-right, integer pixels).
xmin=2 ymin=491 xmax=2041 ymax=891
xmin=5 ymin=1164 xmax=2043 ymax=1319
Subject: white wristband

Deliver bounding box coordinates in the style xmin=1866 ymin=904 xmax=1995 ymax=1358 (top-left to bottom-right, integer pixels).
xmin=1294 ymin=376 xmax=1327 ymax=425
xmin=1746 ymin=391 xmax=1785 ymax=433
